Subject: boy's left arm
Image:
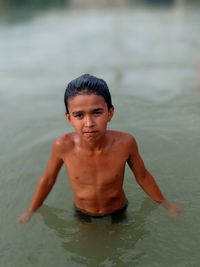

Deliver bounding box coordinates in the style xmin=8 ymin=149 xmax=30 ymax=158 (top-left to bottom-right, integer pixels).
xmin=127 ymin=136 xmax=181 ymax=216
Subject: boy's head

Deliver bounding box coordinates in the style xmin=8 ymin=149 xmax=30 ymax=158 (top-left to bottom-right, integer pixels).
xmin=64 ymin=74 xmax=113 ymax=114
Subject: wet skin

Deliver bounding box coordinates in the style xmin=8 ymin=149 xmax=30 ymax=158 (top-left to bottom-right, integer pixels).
xmin=18 ymin=94 xmax=181 ymax=223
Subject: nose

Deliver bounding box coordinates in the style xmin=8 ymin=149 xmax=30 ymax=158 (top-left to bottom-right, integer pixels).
xmin=84 ymin=115 xmax=95 ymax=127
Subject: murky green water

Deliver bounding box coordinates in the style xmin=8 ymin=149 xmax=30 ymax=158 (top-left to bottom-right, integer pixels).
xmin=1 ymin=2 xmax=200 ymax=266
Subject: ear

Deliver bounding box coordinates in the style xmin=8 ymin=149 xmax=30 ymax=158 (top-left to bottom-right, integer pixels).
xmin=65 ymin=112 xmax=71 ymax=122
xmin=108 ymin=106 xmax=114 ymax=122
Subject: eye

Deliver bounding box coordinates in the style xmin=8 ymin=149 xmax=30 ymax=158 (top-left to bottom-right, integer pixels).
xmin=93 ymin=110 xmax=103 ymax=115
xmin=74 ymin=113 xmax=83 ymax=119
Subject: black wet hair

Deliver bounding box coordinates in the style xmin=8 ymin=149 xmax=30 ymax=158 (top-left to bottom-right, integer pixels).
xmin=64 ymin=74 xmax=113 ymax=114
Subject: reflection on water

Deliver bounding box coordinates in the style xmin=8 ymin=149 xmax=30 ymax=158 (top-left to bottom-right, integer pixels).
xmin=0 ymin=0 xmax=69 ymax=24
xmin=39 ymin=198 xmax=157 ymax=266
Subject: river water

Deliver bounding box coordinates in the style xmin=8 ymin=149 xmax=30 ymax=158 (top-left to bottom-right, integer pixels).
xmin=1 ymin=1 xmax=200 ymax=267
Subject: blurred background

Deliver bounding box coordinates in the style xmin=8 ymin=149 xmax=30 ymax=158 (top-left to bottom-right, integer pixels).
xmin=1 ymin=0 xmax=200 ymax=267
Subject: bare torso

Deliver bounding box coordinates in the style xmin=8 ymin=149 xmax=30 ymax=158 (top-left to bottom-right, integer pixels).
xmin=59 ymin=130 xmax=131 ymax=216
xmin=17 ymin=92 xmax=181 ymax=224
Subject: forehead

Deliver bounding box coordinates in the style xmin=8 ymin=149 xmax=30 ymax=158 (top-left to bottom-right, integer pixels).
xmin=68 ymin=94 xmax=107 ymax=111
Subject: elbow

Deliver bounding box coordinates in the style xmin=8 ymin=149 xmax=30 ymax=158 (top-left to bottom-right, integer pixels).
xmin=39 ymin=175 xmax=55 ymax=188
xmin=135 ymin=171 xmax=150 ymax=186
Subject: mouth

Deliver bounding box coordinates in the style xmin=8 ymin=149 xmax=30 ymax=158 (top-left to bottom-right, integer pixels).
xmin=83 ymin=131 xmax=98 ymax=136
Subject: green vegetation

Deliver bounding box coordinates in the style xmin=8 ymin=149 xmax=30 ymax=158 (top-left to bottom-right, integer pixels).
xmin=0 ymin=0 xmax=68 ymax=8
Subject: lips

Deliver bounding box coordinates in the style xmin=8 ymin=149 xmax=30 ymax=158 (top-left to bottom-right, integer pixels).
xmin=83 ymin=131 xmax=98 ymax=136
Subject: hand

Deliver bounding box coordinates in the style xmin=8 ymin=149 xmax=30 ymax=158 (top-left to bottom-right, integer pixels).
xmin=17 ymin=211 xmax=34 ymax=224
xmin=161 ymin=200 xmax=182 ymax=216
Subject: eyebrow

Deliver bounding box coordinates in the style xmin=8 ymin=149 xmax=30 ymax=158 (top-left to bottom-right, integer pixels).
xmin=72 ymin=108 xmax=104 ymax=116
xmin=93 ymin=108 xmax=104 ymax=112
xmin=72 ymin=111 xmax=83 ymax=116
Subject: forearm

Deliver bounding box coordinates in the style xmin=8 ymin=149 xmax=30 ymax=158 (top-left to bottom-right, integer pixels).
xmin=137 ymin=171 xmax=165 ymax=203
xmin=136 ymin=172 xmax=181 ymax=215
xmin=28 ymin=176 xmax=56 ymax=212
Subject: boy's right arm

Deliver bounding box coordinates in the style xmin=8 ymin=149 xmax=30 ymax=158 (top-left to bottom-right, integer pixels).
xmin=127 ymin=135 xmax=181 ymax=216
xmin=17 ymin=141 xmax=64 ymax=224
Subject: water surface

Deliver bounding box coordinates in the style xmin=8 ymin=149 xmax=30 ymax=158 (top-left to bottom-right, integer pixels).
xmin=1 ymin=2 xmax=200 ymax=266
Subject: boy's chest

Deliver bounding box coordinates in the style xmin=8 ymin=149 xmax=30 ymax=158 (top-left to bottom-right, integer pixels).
xmin=63 ymin=147 xmax=129 ymax=183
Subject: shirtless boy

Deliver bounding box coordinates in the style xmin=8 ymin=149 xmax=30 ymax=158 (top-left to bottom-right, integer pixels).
xmin=18 ymin=74 xmax=181 ymax=224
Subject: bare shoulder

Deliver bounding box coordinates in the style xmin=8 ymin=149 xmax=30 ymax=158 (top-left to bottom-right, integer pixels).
xmin=54 ymin=133 xmax=74 ymax=145
xmin=107 ymin=130 xmax=138 ymax=156
xmin=52 ymin=132 xmax=76 ymax=154
xmin=108 ymin=130 xmax=137 ymax=146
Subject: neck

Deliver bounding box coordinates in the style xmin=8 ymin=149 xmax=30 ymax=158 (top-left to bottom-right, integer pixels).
xmin=80 ymin=133 xmax=108 ymax=152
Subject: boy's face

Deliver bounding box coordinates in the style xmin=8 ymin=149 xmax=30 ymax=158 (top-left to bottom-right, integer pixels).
xmin=66 ymin=94 xmax=114 ymax=142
